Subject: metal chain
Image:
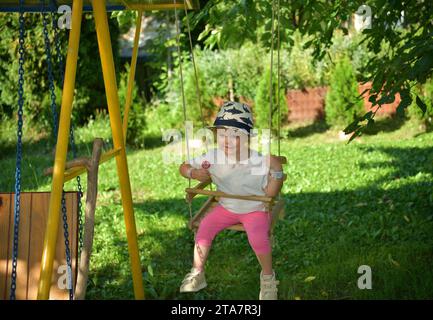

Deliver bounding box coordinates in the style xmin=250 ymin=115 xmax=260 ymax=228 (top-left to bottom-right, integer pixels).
xmin=70 ymin=132 xmax=84 ymax=253
xmin=42 ymin=5 xmax=59 ymax=139
xmin=61 ymin=192 xmax=74 ymax=299
xmin=10 ymin=0 xmax=26 ymax=300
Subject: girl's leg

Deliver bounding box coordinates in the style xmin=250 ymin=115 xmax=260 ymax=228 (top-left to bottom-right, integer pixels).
xmin=194 ymin=205 xmax=240 ymax=271
xmin=193 ymin=243 xmax=210 ymax=271
xmin=256 ymin=253 xmax=273 ymax=275
xmin=240 ymin=212 xmax=273 ymax=274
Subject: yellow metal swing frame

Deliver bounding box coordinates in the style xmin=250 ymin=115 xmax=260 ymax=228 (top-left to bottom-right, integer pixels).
xmin=0 ymin=0 xmax=200 ymax=300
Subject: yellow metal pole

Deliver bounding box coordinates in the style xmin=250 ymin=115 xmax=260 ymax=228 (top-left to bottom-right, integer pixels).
xmin=92 ymin=0 xmax=145 ymax=300
xmin=37 ymin=0 xmax=83 ymax=300
xmin=123 ymin=10 xmax=143 ymax=143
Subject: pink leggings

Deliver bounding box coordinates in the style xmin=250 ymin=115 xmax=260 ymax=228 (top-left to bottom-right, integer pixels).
xmin=195 ymin=205 xmax=271 ymax=255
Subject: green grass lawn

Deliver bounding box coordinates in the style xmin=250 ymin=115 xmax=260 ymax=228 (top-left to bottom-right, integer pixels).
xmin=1 ymin=116 xmax=432 ymax=299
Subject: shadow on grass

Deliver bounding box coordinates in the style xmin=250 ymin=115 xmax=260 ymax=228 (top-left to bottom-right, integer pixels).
xmin=82 ymin=175 xmax=433 ymax=299
xmin=285 ymin=115 xmax=407 ymax=140
xmin=357 ymin=145 xmax=433 ymax=184
xmin=286 ymin=119 xmax=330 ymax=139
xmin=363 ymin=114 xmax=407 ymax=135
xmin=89 ymin=142 xmax=433 ymax=299
xmin=2 ymin=136 xmax=433 ymax=299
xmin=142 ymin=134 xmax=165 ymax=150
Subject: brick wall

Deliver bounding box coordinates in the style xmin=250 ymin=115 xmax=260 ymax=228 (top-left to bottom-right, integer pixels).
xmin=286 ymin=82 xmax=400 ymax=122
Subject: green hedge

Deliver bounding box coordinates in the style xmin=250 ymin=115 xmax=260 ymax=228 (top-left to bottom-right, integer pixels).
xmin=0 ymin=13 xmax=120 ymax=130
xmin=408 ymin=78 xmax=433 ymax=130
xmin=325 ymin=56 xmax=364 ymax=127
xmin=254 ymin=67 xmax=288 ymax=131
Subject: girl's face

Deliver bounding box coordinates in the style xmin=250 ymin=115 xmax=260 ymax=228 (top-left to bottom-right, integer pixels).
xmin=215 ymin=128 xmax=249 ymax=157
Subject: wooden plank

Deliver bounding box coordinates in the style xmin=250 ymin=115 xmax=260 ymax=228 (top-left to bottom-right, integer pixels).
xmin=0 ymin=192 xmax=78 ymax=300
xmin=49 ymin=192 xmax=77 ymax=300
xmin=62 ymin=148 xmax=121 ymax=182
xmin=26 ymin=192 xmax=49 ymax=300
xmin=185 ymin=180 xmax=211 ymax=203
xmin=186 ymin=188 xmax=274 ymax=203
xmin=227 ymin=224 xmax=245 ymax=232
xmin=0 ymin=193 xmax=12 ymax=300
xmin=15 ymin=193 xmax=32 ymax=300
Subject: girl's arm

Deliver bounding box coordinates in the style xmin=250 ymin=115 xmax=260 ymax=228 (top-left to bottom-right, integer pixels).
xmin=263 ymin=155 xmax=284 ymax=197
xmin=179 ymin=162 xmax=211 ymax=182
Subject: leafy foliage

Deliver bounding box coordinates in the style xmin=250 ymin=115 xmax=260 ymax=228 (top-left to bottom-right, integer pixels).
xmin=190 ymin=0 xmax=433 ymax=138
xmin=254 ymin=67 xmax=288 ymax=131
xmin=325 ymin=56 xmax=364 ymax=127
xmin=408 ymin=78 xmax=433 ymax=131
xmin=0 ymin=12 xmax=120 ymax=129
xmin=118 ymin=64 xmax=147 ymax=148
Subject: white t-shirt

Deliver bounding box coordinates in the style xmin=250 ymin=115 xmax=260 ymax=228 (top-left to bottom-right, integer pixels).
xmin=187 ymin=148 xmax=269 ymax=214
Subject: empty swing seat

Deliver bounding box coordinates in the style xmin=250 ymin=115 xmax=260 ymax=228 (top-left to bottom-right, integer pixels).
xmin=0 ymin=192 xmax=79 ymax=300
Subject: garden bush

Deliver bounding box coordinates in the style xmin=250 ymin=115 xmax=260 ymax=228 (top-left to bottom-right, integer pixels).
xmin=408 ymin=78 xmax=433 ymax=131
xmin=0 ymin=13 xmax=120 ymax=127
xmin=325 ymin=56 xmax=364 ymax=127
xmin=118 ymin=64 xmax=147 ymax=148
xmin=254 ymin=67 xmax=288 ymax=131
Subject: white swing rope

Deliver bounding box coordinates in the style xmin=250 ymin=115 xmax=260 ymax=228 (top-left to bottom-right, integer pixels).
xmin=174 ymin=1 xmax=209 ymax=263
xmin=182 ymin=2 xmax=205 ymax=131
xmin=269 ymin=0 xmax=282 ymax=158
xmin=177 ymin=0 xmax=282 ymax=233
xmin=182 ymin=0 xmax=213 ymax=193
xmin=173 ymin=1 xmax=193 ymax=221
xmin=175 ymin=1 xmax=218 ymax=267
xmin=267 ymin=0 xmax=282 ymax=236
xmin=276 ymin=0 xmax=281 ymax=157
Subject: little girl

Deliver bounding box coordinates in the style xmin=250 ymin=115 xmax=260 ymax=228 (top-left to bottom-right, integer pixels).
xmin=178 ymin=101 xmax=284 ymax=300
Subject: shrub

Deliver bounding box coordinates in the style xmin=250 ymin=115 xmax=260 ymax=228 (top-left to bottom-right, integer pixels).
xmin=166 ymin=43 xmax=268 ymax=120
xmin=143 ymin=101 xmax=184 ymax=137
xmin=0 ymin=13 xmax=120 ymax=127
xmin=182 ymin=61 xmax=215 ymax=125
xmin=325 ymin=56 xmax=364 ymax=127
xmin=118 ymin=64 xmax=147 ymax=148
xmin=408 ymin=78 xmax=433 ymax=130
xmin=282 ymin=31 xmax=325 ymax=89
xmin=254 ymin=67 xmax=288 ymax=132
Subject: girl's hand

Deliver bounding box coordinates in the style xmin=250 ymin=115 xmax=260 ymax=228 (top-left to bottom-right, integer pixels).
xmin=191 ymin=168 xmax=211 ymax=182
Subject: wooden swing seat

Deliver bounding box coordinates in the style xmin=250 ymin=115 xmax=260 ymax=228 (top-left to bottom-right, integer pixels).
xmin=186 ymin=156 xmax=287 ymax=233
xmin=0 ymin=192 xmax=79 ymax=300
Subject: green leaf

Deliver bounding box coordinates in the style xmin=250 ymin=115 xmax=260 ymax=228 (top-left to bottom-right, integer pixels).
xmin=148 ymin=264 xmax=154 ymax=277
xmin=416 ymin=95 xmax=427 ymax=116
xmin=397 ymin=89 xmax=412 ymax=116
xmin=304 ymin=276 xmax=316 ymax=282
xmin=347 ymin=128 xmax=363 ymax=143
xmin=343 ymin=120 xmax=361 ymax=134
